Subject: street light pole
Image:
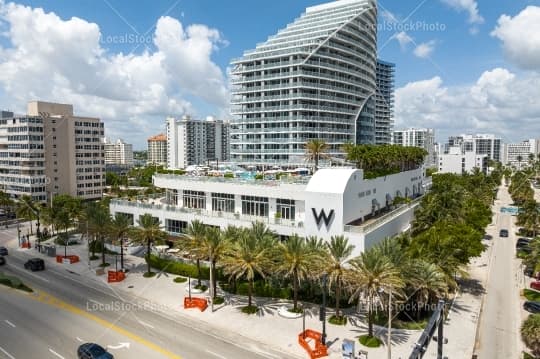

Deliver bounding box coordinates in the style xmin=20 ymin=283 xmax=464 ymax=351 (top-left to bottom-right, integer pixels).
xmin=321 ymin=273 xmax=328 ymax=345
xmin=388 ymin=288 xmax=392 ymax=359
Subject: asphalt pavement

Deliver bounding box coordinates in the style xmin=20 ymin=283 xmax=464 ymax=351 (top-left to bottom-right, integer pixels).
xmin=475 ymin=185 xmax=522 ymax=358
xmin=0 ymin=224 xmax=293 ymax=359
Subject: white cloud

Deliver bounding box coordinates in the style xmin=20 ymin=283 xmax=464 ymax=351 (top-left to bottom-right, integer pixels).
xmin=491 ymin=6 xmax=540 ymax=71
xmin=393 ymin=31 xmax=413 ymax=49
xmin=413 ymin=41 xmax=436 ymax=58
xmin=441 ymin=0 xmax=484 ymax=25
xmin=395 ymin=68 xmax=540 ymax=143
xmin=0 ymin=2 xmax=229 ymax=147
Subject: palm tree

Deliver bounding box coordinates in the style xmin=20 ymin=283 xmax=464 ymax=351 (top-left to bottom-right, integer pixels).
xmin=275 ymin=235 xmax=321 ymax=311
xmin=0 ymin=191 xmax=14 ymax=228
xmin=86 ymin=202 xmax=111 ymax=265
xmin=185 ymin=220 xmax=208 ymax=286
xmin=407 ymin=261 xmax=448 ymax=320
xmin=221 ymin=228 xmax=275 ymax=308
xmin=16 ymin=195 xmax=38 ymax=235
xmin=56 ymin=209 xmax=72 ymax=257
xmin=200 ymin=226 xmax=230 ymax=299
xmin=517 ymin=155 xmax=524 ymax=171
xmin=347 ymin=247 xmax=404 ymax=338
xmin=325 ymin=235 xmax=355 ymax=317
xmin=109 ymin=213 xmax=132 ymax=271
xmin=132 ymin=214 xmax=166 ymax=276
xmin=305 ymin=139 xmax=330 ymax=172
xmin=522 ymin=314 xmax=540 ymax=357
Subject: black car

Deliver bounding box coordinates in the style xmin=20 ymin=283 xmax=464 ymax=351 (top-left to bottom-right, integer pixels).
xmin=499 ymin=229 xmax=509 ymax=237
xmin=483 ymin=234 xmax=493 ymax=241
xmin=524 ymin=301 xmax=540 ymax=313
xmin=24 ymin=258 xmax=45 ymax=271
xmin=525 ymin=266 xmax=535 ymax=277
xmin=77 ymin=343 xmax=114 ymax=359
xmin=0 ymin=256 xmax=5 ymax=266
xmin=0 ymin=246 xmax=8 ymax=256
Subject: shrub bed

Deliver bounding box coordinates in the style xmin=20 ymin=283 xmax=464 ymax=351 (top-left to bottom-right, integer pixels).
xmin=173 ymin=277 xmax=187 ymax=283
xmin=0 ymin=272 xmax=33 ymax=292
xmin=213 ymin=296 xmax=225 ymax=305
xmin=329 ymin=315 xmax=347 ymax=325
xmin=241 ymin=305 xmax=258 ymax=315
xmin=359 ymin=335 xmax=382 ymax=348
xmin=143 ymin=272 xmax=157 ymax=278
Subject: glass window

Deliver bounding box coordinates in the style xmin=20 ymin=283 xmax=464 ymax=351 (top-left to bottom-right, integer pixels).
xmin=212 ymin=193 xmax=235 ymax=213
xmin=276 ymin=198 xmax=295 ymax=220
xmin=241 ymin=195 xmax=268 ymax=217
xmin=183 ymin=190 xmax=206 ymax=209
xmin=166 ymin=219 xmax=187 ymax=234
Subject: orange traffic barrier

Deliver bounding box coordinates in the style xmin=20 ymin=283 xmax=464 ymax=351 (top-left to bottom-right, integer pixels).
xmin=107 ymin=270 xmax=126 ymax=283
xmin=184 ymin=297 xmax=208 ymax=312
xmin=21 ymin=242 xmax=31 ymax=249
xmin=298 ymin=330 xmax=328 ymax=359
xmin=56 ymin=255 xmax=80 ymax=264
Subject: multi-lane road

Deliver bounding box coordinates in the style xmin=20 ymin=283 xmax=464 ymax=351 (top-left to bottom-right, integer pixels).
xmin=0 ymin=225 xmax=293 ymax=359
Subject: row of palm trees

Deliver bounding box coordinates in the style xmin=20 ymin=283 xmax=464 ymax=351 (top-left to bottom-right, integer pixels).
xmin=303 ymin=139 xmax=427 ymax=175
xmin=176 ymin=219 xmax=453 ymax=338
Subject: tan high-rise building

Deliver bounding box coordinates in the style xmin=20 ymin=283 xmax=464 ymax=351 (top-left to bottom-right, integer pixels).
xmin=147 ymin=133 xmax=167 ymax=166
xmin=27 ymin=101 xmax=105 ymax=201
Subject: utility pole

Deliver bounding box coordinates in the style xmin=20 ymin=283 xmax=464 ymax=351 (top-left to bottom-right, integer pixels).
xmin=209 ymin=257 xmax=214 ymax=312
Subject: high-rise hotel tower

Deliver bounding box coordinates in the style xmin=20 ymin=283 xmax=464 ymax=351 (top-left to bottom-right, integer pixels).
xmin=230 ymin=0 xmax=388 ymax=165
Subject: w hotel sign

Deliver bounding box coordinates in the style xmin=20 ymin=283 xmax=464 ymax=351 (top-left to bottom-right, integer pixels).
xmin=312 ymin=208 xmax=335 ymax=230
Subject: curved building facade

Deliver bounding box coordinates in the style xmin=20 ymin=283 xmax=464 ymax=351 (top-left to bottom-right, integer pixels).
xmin=230 ymin=0 xmax=378 ymax=165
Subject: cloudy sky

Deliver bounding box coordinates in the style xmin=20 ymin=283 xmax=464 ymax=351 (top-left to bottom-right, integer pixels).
xmin=0 ymin=0 xmax=539 ymax=148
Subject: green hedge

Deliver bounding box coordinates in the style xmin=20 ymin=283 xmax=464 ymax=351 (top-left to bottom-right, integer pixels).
xmin=147 ymin=254 xmax=216 ymax=279
xmin=221 ymin=281 xmax=292 ymax=300
xmin=0 ymin=273 xmax=32 ymax=292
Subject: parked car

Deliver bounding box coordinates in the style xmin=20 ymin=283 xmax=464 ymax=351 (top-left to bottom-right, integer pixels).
xmin=531 ymin=281 xmax=540 ymax=291
xmin=77 ymin=343 xmax=114 ymax=359
xmin=0 ymin=246 xmax=8 ymax=256
xmin=483 ymin=234 xmax=493 ymax=241
xmin=524 ymin=301 xmax=540 ymax=313
xmin=525 ymin=266 xmax=535 ymax=277
xmin=499 ymin=229 xmax=509 ymax=237
xmin=24 ymin=258 xmax=45 ymax=272
xmin=0 ymin=256 xmax=5 ymax=266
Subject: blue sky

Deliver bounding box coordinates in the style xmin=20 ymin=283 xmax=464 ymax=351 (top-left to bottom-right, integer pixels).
xmin=1 ymin=0 xmax=540 ymax=148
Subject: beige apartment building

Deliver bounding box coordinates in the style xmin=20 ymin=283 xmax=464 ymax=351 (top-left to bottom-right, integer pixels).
xmin=147 ymin=133 xmax=167 ymax=166
xmin=27 ymin=101 xmax=105 ymax=201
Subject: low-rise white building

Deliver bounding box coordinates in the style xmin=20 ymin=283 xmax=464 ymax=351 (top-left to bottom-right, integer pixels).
xmin=438 ymin=146 xmax=488 ymax=175
xmin=110 ymin=168 xmax=426 ymax=256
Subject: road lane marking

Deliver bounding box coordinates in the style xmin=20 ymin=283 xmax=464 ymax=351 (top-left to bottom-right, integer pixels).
xmin=76 ymin=337 xmax=84 ymax=342
xmin=0 ymin=346 xmax=16 ymax=359
xmin=137 ymin=320 xmax=155 ymax=329
xmin=16 ymin=289 xmax=182 ymax=359
xmin=4 ymin=320 xmax=16 ymax=328
xmin=48 ymin=348 xmax=65 ymax=359
xmin=205 ymin=350 xmax=227 ymax=359
xmin=108 ymin=342 xmax=130 ymax=350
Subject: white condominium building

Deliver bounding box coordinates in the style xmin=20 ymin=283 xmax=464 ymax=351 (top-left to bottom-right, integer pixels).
xmin=147 ymin=133 xmax=167 ymax=166
xmin=166 ymin=116 xmax=230 ymax=170
xmin=393 ymin=128 xmax=436 ymax=167
xmin=0 ymin=111 xmax=47 ymax=202
xmin=104 ymin=138 xmax=134 ymax=166
xmin=447 ymin=134 xmax=502 ymax=163
xmin=503 ymin=139 xmax=539 ymax=169
xmin=230 ymin=0 xmax=380 ymax=165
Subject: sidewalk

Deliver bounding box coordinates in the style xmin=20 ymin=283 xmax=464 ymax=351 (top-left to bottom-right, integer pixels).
xmin=17 ymin=234 xmax=424 ymax=359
